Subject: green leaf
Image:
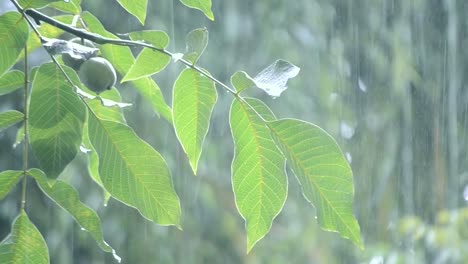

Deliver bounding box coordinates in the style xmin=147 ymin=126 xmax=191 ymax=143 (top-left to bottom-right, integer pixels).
xmin=0 ymin=70 xmax=24 ymax=96
xmin=179 ymin=0 xmax=214 ymax=20
xmin=87 ymin=112 xmax=181 ymax=226
xmin=0 ymin=210 xmax=49 ymax=264
xmin=0 ymin=171 xmax=23 ymax=200
xmin=0 ymin=12 xmax=29 ymax=78
xmin=83 ymin=89 xmax=127 ymax=204
xmin=82 ymin=120 xmax=111 ymax=205
xmin=173 ymin=68 xmax=217 ymax=174
xmin=17 ymin=0 xmax=54 ymax=9
xmin=122 ymin=30 xmax=170 ymax=82
xmin=0 ymin=110 xmax=24 ymax=132
xmin=29 ymin=63 xmax=86 ymax=179
xmin=128 ymin=30 xmax=169 ymax=49
xmin=231 ymin=71 xmax=256 ymax=94
xmin=268 ymin=119 xmax=363 ymax=248
xmin=82 ymin=12 xmax=172 ymax=123
xmin=229 ymin=98 xmax=287 ymax=252
xmin=253 ymin=60 xmax=300 ymax=97
xmin=28 ymin=168 xmax=114 ymax=253
xmin=115 ymin=0 xmax=147 ymax=25
xmin=49 ymin=0 xmax=82 ymax=14
xmin=183 ymin=28 xmax=209 ymax=64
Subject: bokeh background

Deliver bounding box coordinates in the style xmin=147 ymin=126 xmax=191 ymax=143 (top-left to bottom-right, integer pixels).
xmin=1 ymin=0 xmax=468 ymax=263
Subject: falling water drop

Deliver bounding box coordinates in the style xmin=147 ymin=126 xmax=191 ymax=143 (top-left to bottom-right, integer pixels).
xmin=463 ymin=185 xmax=468 ymax=202
xmin=112 ymin=249 xmax=122 ymax=263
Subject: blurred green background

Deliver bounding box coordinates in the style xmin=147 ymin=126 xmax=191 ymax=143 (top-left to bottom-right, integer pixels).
xmin=1 ymin=0 xmax=468 ymax=263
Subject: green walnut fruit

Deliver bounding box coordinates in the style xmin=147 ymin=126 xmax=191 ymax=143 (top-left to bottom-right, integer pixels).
xmin=62 ymin=37 xmax=97 ymax=70
xmin=78 ymin=57 xmax=117 ymax=94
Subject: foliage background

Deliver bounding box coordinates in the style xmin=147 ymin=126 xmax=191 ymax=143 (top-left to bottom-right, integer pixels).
xmin=1 ymin=0 xmax=468 ymax=263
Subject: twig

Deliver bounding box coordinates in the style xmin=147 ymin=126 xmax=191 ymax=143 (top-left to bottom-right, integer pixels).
xmin=23 ymin=8 xmax=237 ymax=96
xmin=20 ymin=43 xmax=29 ymax=211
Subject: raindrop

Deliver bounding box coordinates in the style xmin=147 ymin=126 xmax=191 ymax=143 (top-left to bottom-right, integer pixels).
xmin=358 ymin=78 xmax=368 ymax=92
xmin=64 ymin=0 xmax=70 ymax=2
xmin=172 ymin=53 xmax=184 ymax=62
xmin=369 ymin=256 xmax=383 ymax=264
xmin=112 ymin=249 xmax=122 ymax=263
xmin=463 ymin=185 xmax=468 ymax=202
xmin=80 ymin=227 xmax=86 ymax=231
xmin=80 ymin=145 xmax=91 ymax=153
xmin=345 ymin=152 xmax=352 ymax=163
xmin=340 ymin=122 xmax=355 ymax=139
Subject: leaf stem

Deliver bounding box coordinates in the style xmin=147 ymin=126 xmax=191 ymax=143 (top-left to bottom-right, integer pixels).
xmin=21 ymin=41 xmax=29 ymax=211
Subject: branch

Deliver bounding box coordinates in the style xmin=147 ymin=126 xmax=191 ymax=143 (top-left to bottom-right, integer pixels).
xmin=23 ymin=8 xmax=237 ymax=96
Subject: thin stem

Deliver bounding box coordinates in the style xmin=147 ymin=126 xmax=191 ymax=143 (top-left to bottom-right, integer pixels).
xmin=21 ymin=7 xmax=237 ymax=95
xmin=13 ymin=0 xmax=265 ymax=123
xmin=21 ymin=43 xmax=29 ymax=211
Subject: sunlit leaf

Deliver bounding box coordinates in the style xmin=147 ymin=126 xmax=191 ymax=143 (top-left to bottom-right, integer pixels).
xmin=0 ymin=110 xmax=24 ymax=132
xmin=183 ymin=28 xmax=209 ymax=64
xmin=253 ymin=60 xmax=300 ymax=97
xmin=17 ymin=0 xmax=54 ymax=9
xmin=173 ymin=68 xmax=217 ymax=174
xmin=0 ymin=171 xmax=23 ymax=200
xmin=231 ymin=71 xmax=256 ymax=94
xmin=87 ymin=112 xmax=181 ymax=226
xmin=230 ymin=98 xmax=287 ymax=252
xmin=82 ymin=12 xmax=172 ymax=123
xmin=122 ymin=30 xmax=170 ymax=82
xmin=49 ymin=0 xmax=82 ymax=14
xmin=0 ymin=210 xmax=49 ymax=264
xmin=83 ymin=89 xmax=127 ymax=204
xmin=268 ymin=119 xmax=363 ymax=248
xmin=29 ymin=63 xmax=86 ymax=179
xmin=29 ymin=168 xmax=114 ymax=253
xmin=115 ymin=0 xmax=147 ymax=25
xmin=0 ymin=71 xmax=24 ymax=96
xmin=0 ymin=12 xmax=29 ymax=78
xmin=179 ymin=0 xmax=214 ymax=20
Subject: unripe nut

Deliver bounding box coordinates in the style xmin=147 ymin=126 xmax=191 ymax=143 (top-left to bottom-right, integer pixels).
xmin=62 ymin=38 xmax=97 ymax=70
xmin=78 ymin=57 xmax=117 ymax=94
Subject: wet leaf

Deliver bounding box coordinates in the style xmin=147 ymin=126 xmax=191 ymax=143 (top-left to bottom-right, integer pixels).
xmin=88 ymin=112 xmax=181 ymax=226
xmin=0 ymin=210 xmax=49 ymax=264
xmin=0 ymin=111 xmax=24 ymax=132
xmin=268 ymin=119 xmax=363 ymax=249
xmin=115 ymin=0 xmax=147 ymax=25
xmin=231 ymin=71 xmax=256 ymax=94
xmin=173 ymin=68 xmax=217 ymax=174
xmin=122 ymin=31 xmax=170 ymax=82
xmin=0 ymin=70 xmax=24 ymax=96
xmin=183 ymin=28 xmax=209 ymax=64
xmin=179 ymin=0 xmax=214 ymax=20
xmin=230 ymin=98 xmax=287 ymax=252
xmin=29 ymin=168 xmax=114 ymax=253
xmin=29 ymin=63 xmax=86 ymax=179
xmin=0 ymin=12 xmax=29 ymax=78
xmin=0 ymin=171 xmax=23 ymax=200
